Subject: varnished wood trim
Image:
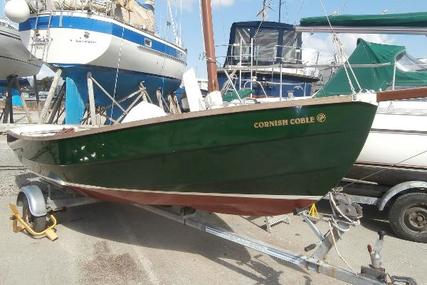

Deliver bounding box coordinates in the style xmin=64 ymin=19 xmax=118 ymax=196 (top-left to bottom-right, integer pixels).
xmin=377 ymin=87 xmax=427 ymax=102
xmin=9 ymin=95 xmax=357 ymax=141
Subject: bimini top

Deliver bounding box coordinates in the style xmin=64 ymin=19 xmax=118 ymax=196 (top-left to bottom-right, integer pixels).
xmin=224 ymin=21 xmax=301 ymax=67
xmin=300 ymin=12 xmax=427 ymax=28
xmin=315 ymin=39 xmax=427 ymax=97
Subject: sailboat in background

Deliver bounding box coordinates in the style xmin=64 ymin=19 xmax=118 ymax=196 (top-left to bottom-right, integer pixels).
xmin=218 ymin=21 xmax=319 ymax=100
xmin=0 ymin=0 xmax=41 ymax=88
xmin=0 ymin=20 xmax=41 ymax=82
xmin=316 ymin=38 xmax=427 ymax=185
xmin=298 ymin=12 xmax=427 ymax=186
xmin=5 ymin=0 xmax=187 ymax=123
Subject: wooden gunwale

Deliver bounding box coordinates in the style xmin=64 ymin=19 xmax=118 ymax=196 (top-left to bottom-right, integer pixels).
xmin=9 ymin=95 xmax=356 ymax=141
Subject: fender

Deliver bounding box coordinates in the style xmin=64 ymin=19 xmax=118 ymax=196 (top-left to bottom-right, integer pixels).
xmin=378 ymin=181 xmax=427 ymax=211
xmin=17 ymin=185 xmax=47 ymax=217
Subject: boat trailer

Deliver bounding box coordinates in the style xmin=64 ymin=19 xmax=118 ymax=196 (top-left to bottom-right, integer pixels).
xmin=10 ymin=183 xmax=417 ymax=285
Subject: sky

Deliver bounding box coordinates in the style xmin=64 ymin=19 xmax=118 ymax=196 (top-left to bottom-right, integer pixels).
xmin=155 ymin=0 xmax=427 ymax=78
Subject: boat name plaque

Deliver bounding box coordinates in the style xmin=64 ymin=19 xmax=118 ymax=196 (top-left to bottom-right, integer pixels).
xmin=254 ymin=113 xmax=327 ymax=129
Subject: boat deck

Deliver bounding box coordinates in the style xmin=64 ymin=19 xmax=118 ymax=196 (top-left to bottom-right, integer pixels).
xmin=9 ymin=124 xmax=95 ymax=137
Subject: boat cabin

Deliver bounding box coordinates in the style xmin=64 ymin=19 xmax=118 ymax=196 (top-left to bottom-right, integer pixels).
xmin=224 ymin=21 xmax=302 ymax=66
xmin=218 ymin=21 xmax=318 ymax=100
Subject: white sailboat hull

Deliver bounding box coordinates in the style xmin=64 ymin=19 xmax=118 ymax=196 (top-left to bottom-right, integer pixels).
xmin=348 ymin=101 xmax=427 ymax=186
xmin=19 ymin=11 xmax=186 ymax=82
xmin=0 ymin=23 xmax=41 ymax=80
xmin=18 ymin=11 xmax=186 ymax=123
xmin=357 ymin=101 xmax=427 ymax=170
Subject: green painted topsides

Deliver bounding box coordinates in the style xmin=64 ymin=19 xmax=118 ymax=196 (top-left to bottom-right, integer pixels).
xmin=9 ymin=100 xmax=377 ymax=197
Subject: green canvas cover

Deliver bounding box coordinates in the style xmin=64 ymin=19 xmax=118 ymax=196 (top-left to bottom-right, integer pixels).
xmin=300 ymin=12 xmax=427 ymax=27
xmin=315 ymin=39 xmax=427 ymax=97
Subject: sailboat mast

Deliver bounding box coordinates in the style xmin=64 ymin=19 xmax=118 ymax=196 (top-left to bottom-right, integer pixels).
xmin=200 ymin=0 xmax=219 ymax=92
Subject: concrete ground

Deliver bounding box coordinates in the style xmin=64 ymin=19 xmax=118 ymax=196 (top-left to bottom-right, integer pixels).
xmin=0 ymin=129 xmax=425 ymax=285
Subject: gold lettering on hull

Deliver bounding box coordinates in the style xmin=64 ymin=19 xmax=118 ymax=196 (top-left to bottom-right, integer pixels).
xmin=253 ymin=113 xmax=326 ymax=129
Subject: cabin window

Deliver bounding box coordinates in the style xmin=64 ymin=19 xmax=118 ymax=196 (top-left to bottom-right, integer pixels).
xmin=232 ymin=28 xmax=252 ymax=64
xmin=253 ymin=29 xmax=279 ymax=65
xmin=396 ymin=53 xmax=427 ymax=72
xmin=144 ymin=38 xmax=152 ymax=48
xmin=281 ymin=32 xmax=300 ymax=64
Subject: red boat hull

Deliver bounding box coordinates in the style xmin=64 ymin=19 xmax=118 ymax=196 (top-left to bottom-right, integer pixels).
xmin=70 ymin=185 xmax=318 ymax=216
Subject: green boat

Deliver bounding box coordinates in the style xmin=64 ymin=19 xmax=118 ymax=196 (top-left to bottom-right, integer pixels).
xmin=7 ymin=2 xmax=417 ymax=217
xmin=8 ymin=95 xmax=379 ymax=215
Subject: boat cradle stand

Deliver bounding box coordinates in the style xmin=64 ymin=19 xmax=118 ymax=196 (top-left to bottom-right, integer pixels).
xmin=15 ymin=184 xmax=416 ymax=284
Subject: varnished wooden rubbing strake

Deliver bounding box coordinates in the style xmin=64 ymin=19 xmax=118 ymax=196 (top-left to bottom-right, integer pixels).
xmin=377 ymin=87 xmax=427 ymax=102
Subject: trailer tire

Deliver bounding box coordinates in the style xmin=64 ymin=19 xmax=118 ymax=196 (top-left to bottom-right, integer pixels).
xmin=21 ymin=196 xmax=47 ymax=233
xmin=389 ymin=192 xmax=427 ymax=243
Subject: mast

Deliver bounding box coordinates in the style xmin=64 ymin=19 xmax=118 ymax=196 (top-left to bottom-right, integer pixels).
xmin=200 ymin=0 xmax=219 ymax=92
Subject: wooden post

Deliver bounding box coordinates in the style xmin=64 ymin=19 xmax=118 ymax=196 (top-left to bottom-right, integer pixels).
xmin=156 ymin=89 xmax=164 ymax=111
xmin=40 ymin=69 xmax=62 ymax=123
xmin=47 ymin=85 xmax=65 ymax=124
xmin=87 ymin=72 xmax=97 ymax=126
xmin=200 ymin=0 xmax=219 ymax=92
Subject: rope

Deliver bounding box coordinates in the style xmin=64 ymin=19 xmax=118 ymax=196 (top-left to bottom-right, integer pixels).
xmin=327 ymin=193 xmax=360 ymax=234
xmin=326 ymin=192 xmax=361 ymax=273
xmin=328 ymin=221 xmax=357 ymax=274
xmin=342 ymin=148 xmax=427 ymax=189
xmin=110 ymin=25 xmax=125 ymax=119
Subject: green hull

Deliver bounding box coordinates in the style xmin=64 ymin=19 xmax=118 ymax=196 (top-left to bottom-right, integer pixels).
xmin=8 ymin=98 xmax=377 ymax=200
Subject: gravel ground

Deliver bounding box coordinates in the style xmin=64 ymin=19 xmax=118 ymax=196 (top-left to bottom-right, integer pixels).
xmin=0 ymin=133 xmax=26 ymax=197
xmin=0 ymin=128 xmax=425 ymax=285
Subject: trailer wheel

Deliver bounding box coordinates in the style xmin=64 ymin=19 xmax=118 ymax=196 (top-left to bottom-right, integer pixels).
xmin=389 ymin=192 xmax=427 ymax=243
xmin=20 ymin=196 xmax=48 ymax=233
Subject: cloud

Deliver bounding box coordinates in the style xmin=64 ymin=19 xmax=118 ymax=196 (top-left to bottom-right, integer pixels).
xmin=338 ymin=33 xmax=394 ymax=55
xmin=302 ymin=33 xmax=394 ymax=64
xmin=179 ymin=0 xmax=195 ymax=11
xmin=176 ymin=0 xmax=235 ymax=11
xmin=212 ymin=0 xmax=234 ymax=7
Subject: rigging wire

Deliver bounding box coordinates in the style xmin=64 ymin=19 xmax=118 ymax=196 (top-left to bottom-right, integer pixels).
xmin=110 ymin=25 xmax=125 ymax=120
xmin=318 ymin=0 xmax=362 ymax=95
xmin=338 ymin=0 xmax=349 ymax=15
xmin=294 ymin=0 xmax=305 ymax=25
xmin=342 ymin=148 xmax=427 ymax=190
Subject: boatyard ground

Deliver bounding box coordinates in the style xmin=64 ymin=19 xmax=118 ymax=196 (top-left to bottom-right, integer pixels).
xmin=0 ymin=128 xmax=426 ymax=285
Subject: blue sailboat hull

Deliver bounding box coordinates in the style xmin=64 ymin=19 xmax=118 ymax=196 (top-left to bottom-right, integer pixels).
xmin=60 ymin=65 xmax=181 ymax=124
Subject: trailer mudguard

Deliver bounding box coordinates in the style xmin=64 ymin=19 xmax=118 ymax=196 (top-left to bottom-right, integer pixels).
xmin=378 ymin=181 xmax=427 ymax=211
xmin=17 ymin=185 xmax=48 ymax=217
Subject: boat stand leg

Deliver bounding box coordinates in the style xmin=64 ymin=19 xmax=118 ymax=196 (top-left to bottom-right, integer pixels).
xmin=87 ymin=72 xmax=98 ymax=126
xmin=156 ymin=89 xmax=164 ymax=110
xmin=264 ymin=215 xmax=289 ymax=233
xmin=168 ymin=94 xmax=182 ymax=114
xmin=40 ymin=69 xmax=62 ymax=123
xmin=47 ymin=85 xmax=65 ymax=124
